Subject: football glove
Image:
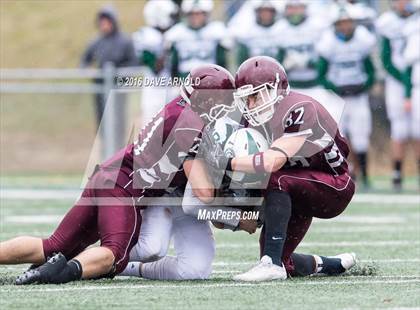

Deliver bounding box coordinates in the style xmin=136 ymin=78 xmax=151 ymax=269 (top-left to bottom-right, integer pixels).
xmin=198 ymin=125 xmax=232 ymax=171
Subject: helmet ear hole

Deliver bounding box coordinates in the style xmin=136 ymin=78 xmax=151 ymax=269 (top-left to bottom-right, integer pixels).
xmin=181 ymin=64 xmax=235 ymax=123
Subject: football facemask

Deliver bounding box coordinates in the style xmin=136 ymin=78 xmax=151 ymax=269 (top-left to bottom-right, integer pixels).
xmin=199 ymin=99 xmax=235 ymax=124
xmin=234 ymin=74 xmax=288 ymax=126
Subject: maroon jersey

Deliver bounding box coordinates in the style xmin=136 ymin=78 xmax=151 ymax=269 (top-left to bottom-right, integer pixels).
xmin=268 ymin=91 xmax=350 ymax=175
xmin=100 ymin=96 xmax=204 ymax=197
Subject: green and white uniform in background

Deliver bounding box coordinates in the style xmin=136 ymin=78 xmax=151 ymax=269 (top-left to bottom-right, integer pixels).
xmin=132 ymin=27 xmax=168 ymax=76
xmin=132 ymin=26 xmax=172 ymax=125
xmin=230 ymin=18 xmax=281 ymax=66
xmin=132 ymin=0 xmax=179 ymax=125
xmin=276 ymin=17 xmax=326 ymax=89
xmin=164 ymin=21 xmax=229 ymax=78
xmin=376 ymin=10 xmax=413 ymax=141
xmin=317 ymin=25 xmax=376 ymax=154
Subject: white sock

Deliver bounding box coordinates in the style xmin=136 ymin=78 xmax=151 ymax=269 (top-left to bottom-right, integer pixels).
xmin=119 ymin=262 xmax=142 ymax=277
xmin=313 ymin=255 xmax=323 ymax=273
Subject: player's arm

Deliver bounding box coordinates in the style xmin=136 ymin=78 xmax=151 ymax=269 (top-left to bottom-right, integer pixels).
xmin=183 ymin=159 xmax=215 ymax=203
xmin=380 ymin=37 xmax=403 ymax=82
xmin=237 ymin=42 xmax=250 ymax=66
xmin=363 ymin=56 xmax=376 ymax=91
xmin=141 ymin=50 xmax=158 ymax=73
xmin=169 ymin=45 xmax=179 ymax=78
xmin=216 ymin=43 xmax=228 ymax=68
xmin=231 ymin=134 xmax=308 ymax=173
xmin=317 ymin=56 xmax=337 ymax=93
xmin=202 ymin=103 xmax=316 ymax=174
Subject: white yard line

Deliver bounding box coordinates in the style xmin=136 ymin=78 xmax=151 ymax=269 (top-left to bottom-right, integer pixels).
xmin=212 ymin=258 xmax=420 ymax=266
xmin=3 ymin=215 xmax=63 ymax=224
xmin=1 ymin=279 xmax=419 ymax=293
xmin=216 ymin=240 xmax=420 ymax=249
xmin=351 ymin=194 xmax=419 ymax=204
xmin=1 ymin=258 xmax=419 ymax=271
xmin=312 ymin=216 xmax=409 ymax=224
xmin=0 ymin=189 xmax=81 ymax=200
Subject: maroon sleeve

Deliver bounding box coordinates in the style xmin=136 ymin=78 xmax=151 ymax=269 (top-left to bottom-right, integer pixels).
xmin=173 ymin=109 xmax=204 ymax=160
xmin=279 ymin=102 xmax=318 ymax=136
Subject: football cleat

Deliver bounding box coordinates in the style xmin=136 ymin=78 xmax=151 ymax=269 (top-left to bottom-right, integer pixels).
xmin=332 ymin=252 xmax=357 ymax=272
xmin=15 ymin=253 xmax=67 ymax=285
xmin=314 ymin=252 xmax=357 ymax=276
xmin=232 ymin=255 xmax=287 ymax=282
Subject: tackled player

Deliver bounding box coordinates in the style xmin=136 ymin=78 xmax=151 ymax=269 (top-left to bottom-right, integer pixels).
xmin=0 ymin=64 xmax=237 ymax=284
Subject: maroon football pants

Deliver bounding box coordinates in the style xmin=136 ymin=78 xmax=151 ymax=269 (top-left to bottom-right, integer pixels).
xmin=259 ymin=169 xmax=355 ymax=275
xmin=42 ymin=170 xmax=141 ymax=274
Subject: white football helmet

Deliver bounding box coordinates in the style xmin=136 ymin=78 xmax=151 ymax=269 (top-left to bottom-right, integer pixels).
xmin=253 ymin=0 xmax=284 ymax=11
xmin=181 ymin=0 xmax=214 ymax=13
xmin=224 ymin=128 xmax=269 ymax=182
xmin=144 ymin=0 xmax=178 ymax=30
xmin=330 ymin=3 xmax=357 ymax=24
xmin=285 ymin=0 xmax=308 ymax=7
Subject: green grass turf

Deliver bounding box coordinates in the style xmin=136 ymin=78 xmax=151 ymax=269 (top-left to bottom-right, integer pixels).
xmin=0 ymin=192 xmax=419 ymax=309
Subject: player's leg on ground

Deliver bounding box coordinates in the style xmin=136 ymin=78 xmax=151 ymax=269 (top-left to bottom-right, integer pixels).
xmin=13 ymin=186 xmax=102 ymax=284
xmin=73 ymin=247 xmax=115 ymax=279
xmin=130 ymin=206 xmax=173 ymax=262
xmin=78 ymin=187 xmax=141 ymax=279
xmin=260 ymin=212 xmax=312 ymax=276
xmin=141 ymin=206 xmax=215 ymax=280
xmin=233 ymin=190 xmax=291 ymax=282
xmin=120 ymin=206 xmax=173 ymax=277
xmin=0 ymin=237 xmax=44 ymax=264
xmin=262 ymin=190 xmax=292 ymax=266
xmin=288 ymin=252 xmax=356 ymax=276
xmin=271 ymin=169 xmax=355 ymax=275
xmin=0 ymin=184 xmax=99 ymax=266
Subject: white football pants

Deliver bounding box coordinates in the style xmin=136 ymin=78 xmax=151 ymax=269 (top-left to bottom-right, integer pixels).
xmin=129 ymin=203 xmax=215 ymax=280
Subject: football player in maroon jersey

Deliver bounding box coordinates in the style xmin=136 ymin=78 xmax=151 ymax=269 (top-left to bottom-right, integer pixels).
xmin=203 ymin=56 xmax=357 ymax=282
xmin=0 ymin=64 xmax=236 ymax=285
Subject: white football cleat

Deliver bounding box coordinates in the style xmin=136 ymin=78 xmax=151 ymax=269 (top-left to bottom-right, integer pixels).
xmin=331 ymin=252 xmax=357 ymax=271
xmin=232 ymin=255 xmax=287 ymax=282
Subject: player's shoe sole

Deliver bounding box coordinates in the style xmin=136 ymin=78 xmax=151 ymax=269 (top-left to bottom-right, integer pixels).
xmin=15 ymin=253 xmax=67 ymax=285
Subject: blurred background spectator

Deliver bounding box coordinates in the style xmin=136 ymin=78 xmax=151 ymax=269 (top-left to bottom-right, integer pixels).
xmin=80 ymin=5 xmax=137 ymax=150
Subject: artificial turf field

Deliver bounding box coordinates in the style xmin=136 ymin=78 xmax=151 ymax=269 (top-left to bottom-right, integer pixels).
xmin=0 ymin=178 xmax=419 ymax=309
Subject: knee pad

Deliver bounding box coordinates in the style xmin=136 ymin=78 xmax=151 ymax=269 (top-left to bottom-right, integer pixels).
xmin=136 ymin=237 xmax=168 ymax=263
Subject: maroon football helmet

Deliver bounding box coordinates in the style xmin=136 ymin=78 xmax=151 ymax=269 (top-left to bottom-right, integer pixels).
xmin=180 ymin=64 xmax=235 ymax=123
xmin=234 ymin=56 xmax=290 ymax=126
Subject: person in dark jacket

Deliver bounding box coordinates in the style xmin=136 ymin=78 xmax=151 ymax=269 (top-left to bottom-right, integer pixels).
xmin=81 ymin=5 xmax=137 ymax=154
